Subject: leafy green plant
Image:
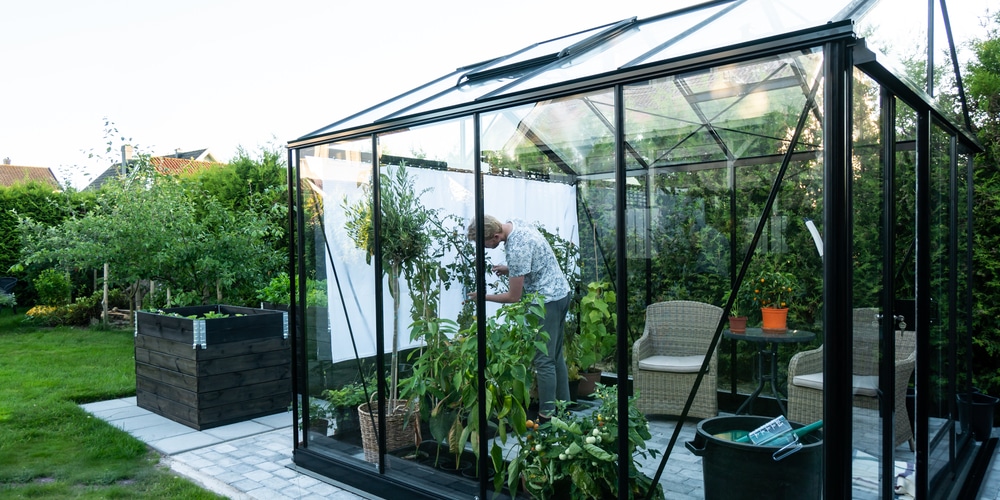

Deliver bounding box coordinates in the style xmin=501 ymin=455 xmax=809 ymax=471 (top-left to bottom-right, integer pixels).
xmin=508 ymin=384 xmax=663 ymax=499
xmin=34 ymin=268 xmax=72 ymax=306
xmin=323 ymin=381 xmax=369 ymax=410
xmin=401 ymin=294 xmax=548 ymax=489
xmin=569 ymin=281 xmax=616 ymax=374
xmin=256 ymin=272 xmax=328 ymax=307
xmin=722 ymin=280 xmax=755 ymax=318
xmin=343 ymin=164 xmax=438 ymax=401
xmin=751 ymin=268 xmax=797 ymax=309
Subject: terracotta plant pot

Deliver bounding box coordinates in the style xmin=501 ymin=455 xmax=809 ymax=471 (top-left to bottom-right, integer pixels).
xmin=728 ymin=316 xmax=748 ymax=333
xmin=760 ymin=307 xmax=789 ymax=332
xmin=576 ymin=369 xmax=602 ymax=399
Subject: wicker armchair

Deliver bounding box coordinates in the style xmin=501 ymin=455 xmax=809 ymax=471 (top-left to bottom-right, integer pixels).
xmin=787 ymin=307 xmax=916 ymax=450
xmin=632 ymin=300 xmax=723 ymax=419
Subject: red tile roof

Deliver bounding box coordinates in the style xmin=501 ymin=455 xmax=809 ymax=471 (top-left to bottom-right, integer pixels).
xmin=86 ymin=156 xmax=225 ymax=190
xmin=0 ymin=165 xmax=60 ymax=188
xmin=150 ymin=157 xmax=224 ymax=176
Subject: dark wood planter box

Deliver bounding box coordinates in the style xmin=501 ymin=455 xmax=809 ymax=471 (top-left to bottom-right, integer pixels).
xmin=135 ymin=304 xmax=291 ymax=430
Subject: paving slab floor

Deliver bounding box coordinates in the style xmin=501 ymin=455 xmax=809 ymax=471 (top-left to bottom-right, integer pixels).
xmin=82 ymin=397 xmax=1000 ymax=499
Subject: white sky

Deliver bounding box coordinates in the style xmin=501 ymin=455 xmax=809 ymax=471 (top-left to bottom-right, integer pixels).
xmin=1 ymin=0 xmax=996 ymax=188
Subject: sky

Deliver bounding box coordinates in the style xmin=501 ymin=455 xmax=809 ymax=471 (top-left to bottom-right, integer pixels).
xmin=2 ymin=0 xmax=997 ymax=189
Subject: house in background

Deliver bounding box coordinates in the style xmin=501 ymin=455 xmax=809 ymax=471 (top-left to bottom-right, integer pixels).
xmin=160 ymin=148 xmax=220 ymax=163
xmin=0 ymin=158 xmax=61 ymax=189
xmin=85 ymin=148 xmax=223 ymax=190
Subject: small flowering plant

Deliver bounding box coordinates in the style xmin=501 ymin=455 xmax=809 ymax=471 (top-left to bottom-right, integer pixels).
xmin=508 ymin=384 xmax=663 ymax=499
xmin=752 ymin=269 xmax=797 ymax=309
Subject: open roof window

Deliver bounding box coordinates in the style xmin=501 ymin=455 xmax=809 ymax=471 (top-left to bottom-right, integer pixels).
xmin=457 ymin=17 xmax=638 ymax=86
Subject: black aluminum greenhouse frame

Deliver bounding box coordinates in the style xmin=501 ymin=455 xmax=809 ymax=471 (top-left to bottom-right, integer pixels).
xmin=285 ymin=1 xmax=989 ymax=498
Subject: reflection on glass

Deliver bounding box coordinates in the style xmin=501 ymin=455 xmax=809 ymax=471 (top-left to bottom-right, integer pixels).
xmin=643 ymin=0 xmax=845 ymax=66
xmin=926 ymin=120 xmax=954 ymax=484
xmin=297 ymin=138 xmax=376 ymax=461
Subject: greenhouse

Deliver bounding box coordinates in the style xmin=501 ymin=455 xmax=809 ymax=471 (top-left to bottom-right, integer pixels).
xmin=284 ymin=0 xmax=988 ymax=498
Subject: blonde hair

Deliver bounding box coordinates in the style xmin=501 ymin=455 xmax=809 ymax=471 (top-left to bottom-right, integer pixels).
xmin=467 ymin=214 xmax=503 ymax=241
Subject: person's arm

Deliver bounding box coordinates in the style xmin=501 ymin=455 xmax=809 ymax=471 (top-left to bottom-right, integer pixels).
xmin=468 ymin=275 xmax=524 ymax=304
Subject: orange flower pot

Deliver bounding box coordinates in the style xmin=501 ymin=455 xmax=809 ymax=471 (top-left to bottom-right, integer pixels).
xmin=760 ymin=307 xmax=789 ymax=332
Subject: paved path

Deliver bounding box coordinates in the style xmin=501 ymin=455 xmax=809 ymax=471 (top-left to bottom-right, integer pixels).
xmin=82 ymin=397 xmax=1000 ymax=499
xmin=81 ymin=398 xmax=374 ymax=499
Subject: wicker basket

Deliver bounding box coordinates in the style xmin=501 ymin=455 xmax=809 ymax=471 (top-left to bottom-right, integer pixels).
xmin=357 ymin=399 xmax=420 ymax=464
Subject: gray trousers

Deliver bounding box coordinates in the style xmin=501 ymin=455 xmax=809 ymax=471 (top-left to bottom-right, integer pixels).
xmin=534 ymin=293 xmax=571 ymax=416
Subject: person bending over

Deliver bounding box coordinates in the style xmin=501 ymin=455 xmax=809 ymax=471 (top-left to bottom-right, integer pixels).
xmin=467 ymin=215 xmax=571 ymax=422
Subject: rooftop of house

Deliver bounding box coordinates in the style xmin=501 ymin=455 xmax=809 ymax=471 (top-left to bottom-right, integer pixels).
xmin=85 ymin=149 xmax=223 ymax=190
xmin=0 ymin=163 xmax=61 ymax=189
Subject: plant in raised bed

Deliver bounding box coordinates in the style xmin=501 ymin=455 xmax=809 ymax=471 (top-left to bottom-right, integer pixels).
xmin=133 ymin=304 xmax=290 ymax=430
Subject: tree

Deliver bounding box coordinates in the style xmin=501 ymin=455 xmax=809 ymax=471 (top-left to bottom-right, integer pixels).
xmin=966 ymin=11 xmax=1000 ymax=395
xmin=17 ymin=149 xmax=284 ymax=312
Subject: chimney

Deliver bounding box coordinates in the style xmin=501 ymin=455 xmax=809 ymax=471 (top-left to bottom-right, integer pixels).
xmin=175 ymin=148 xmax=181 ymax=157
xmin=2 ymin=157 xmax=10 ymax=165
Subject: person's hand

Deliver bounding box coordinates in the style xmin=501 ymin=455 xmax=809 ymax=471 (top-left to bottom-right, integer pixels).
xmin=492 ymin=264 xmax=509 ymax=276
xmin=466 ymin=291 xmax=476 ymax=302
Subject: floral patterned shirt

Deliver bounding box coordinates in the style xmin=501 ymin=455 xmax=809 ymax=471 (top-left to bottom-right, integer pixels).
xmin=505 ymin=219 xmax=571 ymax=302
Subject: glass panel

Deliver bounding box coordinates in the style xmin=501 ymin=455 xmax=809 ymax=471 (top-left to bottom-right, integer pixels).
xmin=297 ymin=137 xmax=376 ymax=462
xmin=297 ymin=120 xmax=479 ymax=481
xmin=642 ymin=0 xmax=847 ymax=66
xmin=478 ymin=102 xmax=585 ymax=497
xmin=926 ymin=119 xmax=953 ymax=487
xmin=481 ymin=92 xmax=615 ymax=179
xmin=499 ymin=4 xmax=729 ymax=95
xmin=850 ymin=70 xmax=885 ymax=497
xmin=307 ymin=71 xmax=464 ymax=137
xmin=856 ymin=0 xmax=928 ymax=93
xmin=622 ymin=47 xmax=825 ymax=494
xmin=888 ymin=97 xmax=920 ymax=500
xmin=955 ymin=149 xmax=973 ymax=445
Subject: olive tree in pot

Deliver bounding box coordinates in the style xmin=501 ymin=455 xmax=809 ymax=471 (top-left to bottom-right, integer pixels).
xmin=343 ymin=164 xmax=447 ymax=461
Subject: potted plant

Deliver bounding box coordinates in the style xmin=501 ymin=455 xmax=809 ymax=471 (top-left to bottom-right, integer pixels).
xmin=751 ymin=269 xmax=797 ymax=332
xmin=722 ymin=281 xmax=754 ymax=333
xmin=304 ymin=399 xmax=332 ymax=436
xmin=343 ymin=165 xmax=438 ymax=462
xmin=322 ymin=381 xmax=369 ymax=435
xmin=508 ymin=384 xmax=664 ymax=499
xmin=568 ymin=281 xmax=616 ymax=398
xmin=401 ymin=294 xmax=546 ymax=484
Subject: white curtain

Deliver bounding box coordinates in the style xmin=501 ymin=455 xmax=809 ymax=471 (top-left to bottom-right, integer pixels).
xmin=304 ymin=156 xmax=577 ymax=363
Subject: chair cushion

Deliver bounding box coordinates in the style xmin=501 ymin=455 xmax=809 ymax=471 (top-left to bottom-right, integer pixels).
xmin=637 ymin=355 xmax=704 ymax=373
xmin=791 ymin=373 xmax=880 ymax=397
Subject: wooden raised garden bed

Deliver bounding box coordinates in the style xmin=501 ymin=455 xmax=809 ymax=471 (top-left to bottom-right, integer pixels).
xmin=134 ymin=304 xmax=291 ymax=430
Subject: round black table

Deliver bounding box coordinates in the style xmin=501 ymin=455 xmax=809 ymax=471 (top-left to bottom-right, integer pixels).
xmin=723 ymin=327 xmax=816 ymax=416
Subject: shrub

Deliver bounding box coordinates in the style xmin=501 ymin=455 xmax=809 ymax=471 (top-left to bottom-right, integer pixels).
xmin=34 ymin=268 xmax=72 ymax=306
xmin=62 ymin=290 xmax=125 ymax=326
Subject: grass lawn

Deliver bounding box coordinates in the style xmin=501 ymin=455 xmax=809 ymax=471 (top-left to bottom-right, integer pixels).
xmin=0 ymin=309 xmax=224 ymax=499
